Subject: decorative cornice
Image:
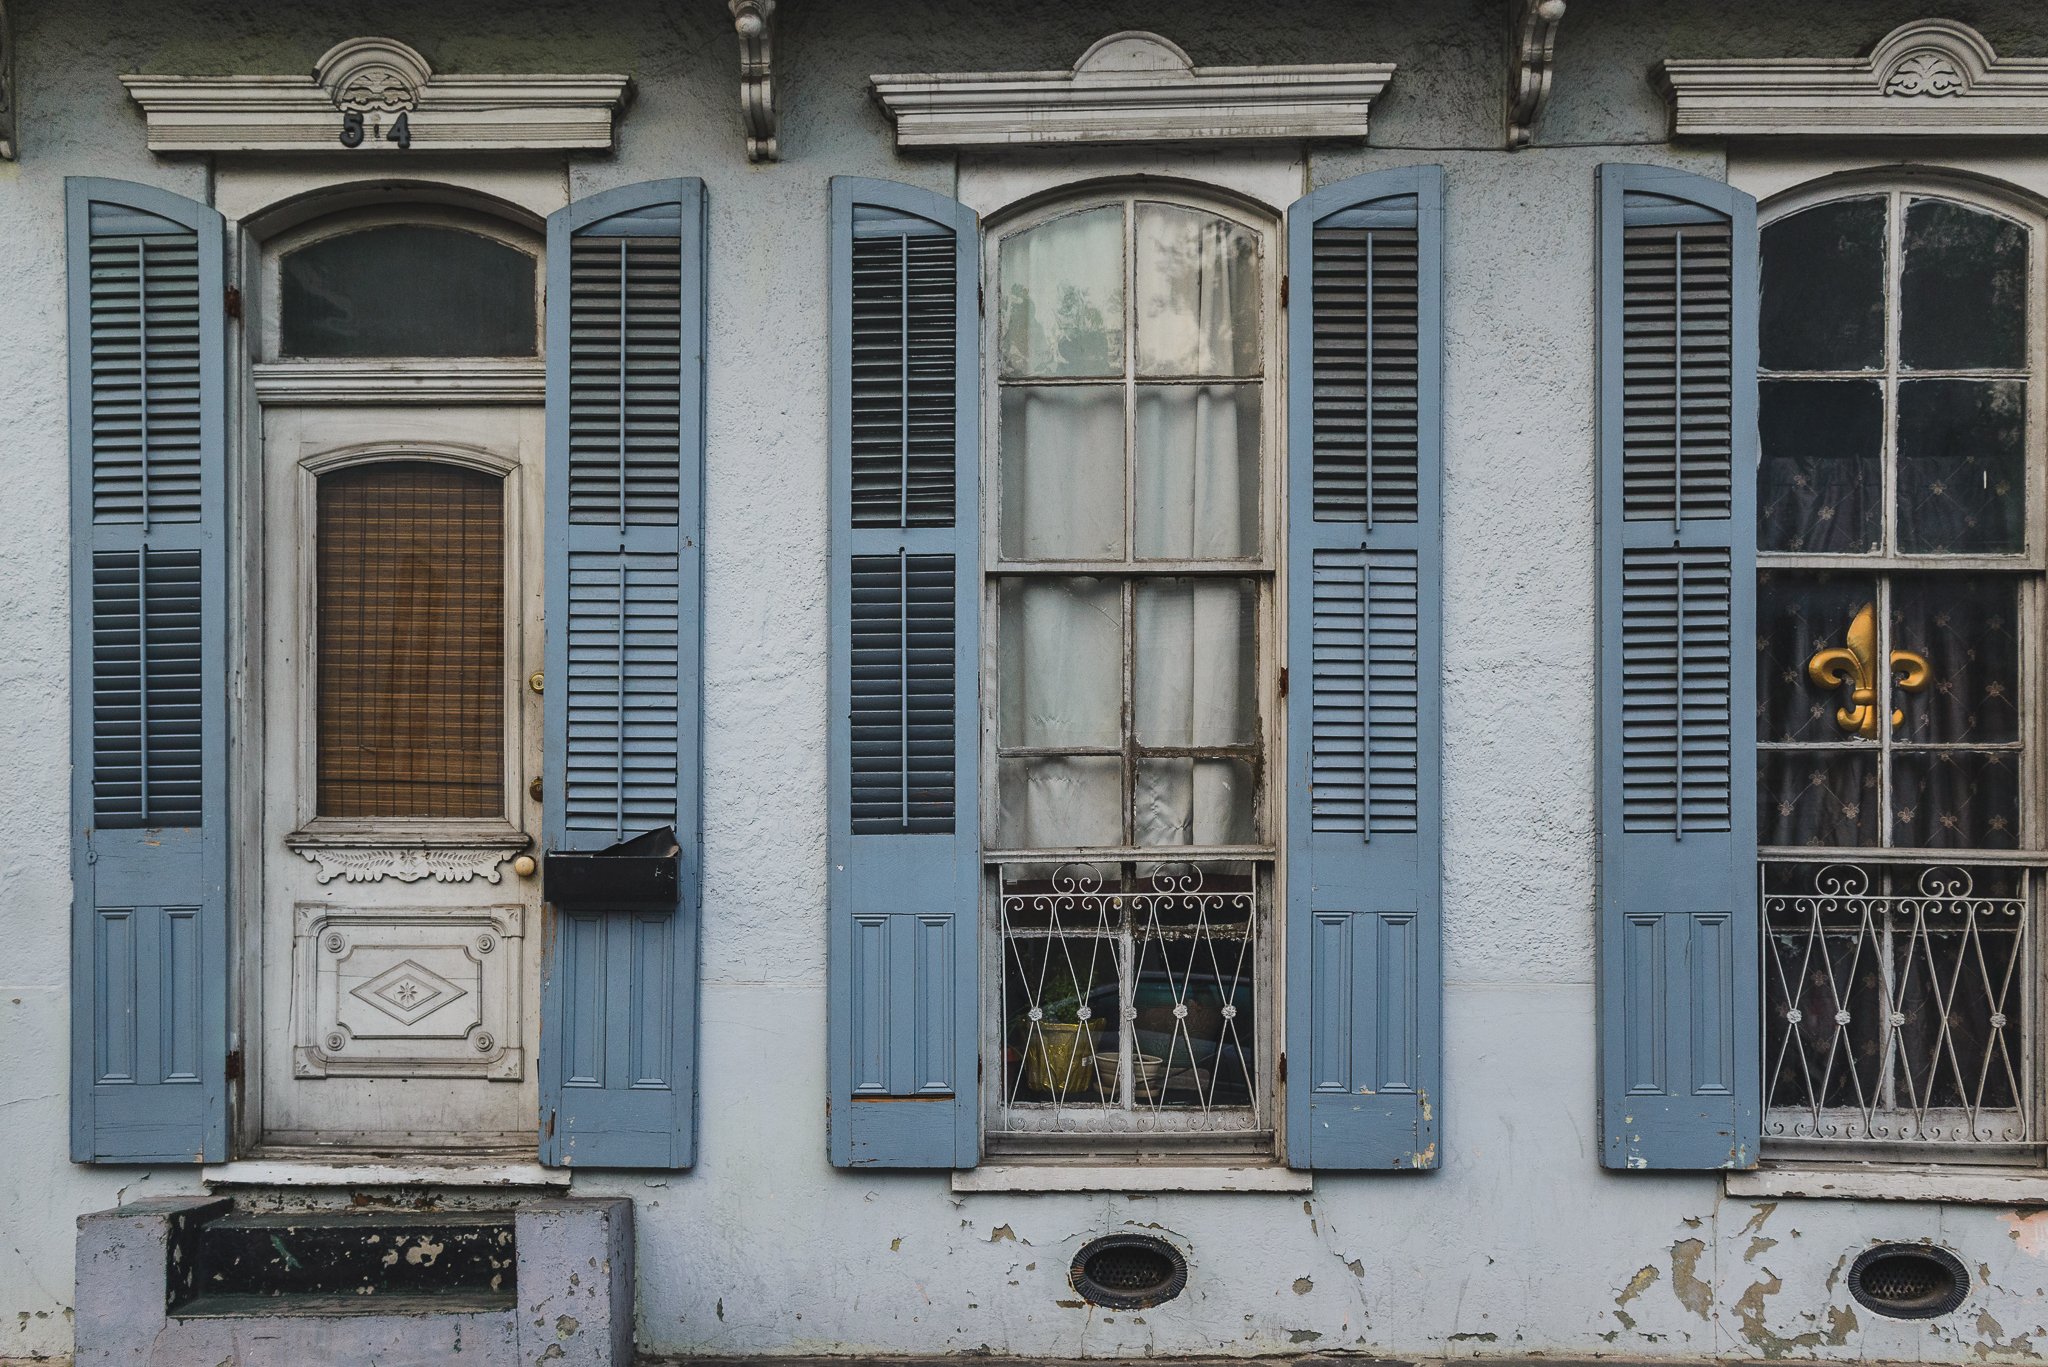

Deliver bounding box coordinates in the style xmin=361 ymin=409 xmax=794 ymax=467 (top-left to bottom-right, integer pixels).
xmin=285 ymin=824 xmax=531 ymax=886
xmin=870 ymin=31 xmax=1395 ymax=149
xmin=1507 ymin=0 xmax=1566 ymax=150
xmin=729 ymin=0 xmax=778 ymax=163
xmin=121 ymin=36 xmax=631 ymax=153
xmin=253 ymin=359 xmax=546 ymax=405
xmin=1657 ymin=19 xmax=2048 ymax=138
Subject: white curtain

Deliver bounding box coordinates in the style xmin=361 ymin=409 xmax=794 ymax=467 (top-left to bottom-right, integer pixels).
xmin=1135 ymin=385 xmax=1260 ymax=559
xmin=1134 ymin=578 xmax=1257 ymax=845
xmin=1000 ymin=387 xmax=1124 ymax=560
xmin=998 ymin=205 xmax=1123 ymax=378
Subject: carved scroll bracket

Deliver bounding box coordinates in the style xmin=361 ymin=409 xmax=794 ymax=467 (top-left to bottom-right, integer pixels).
xmin=730 ymin=0 xmax=778 ymax=163
xmin=285 ymin=825 xmax=532 ymax=885
xmin=1508 ymin=0 xmax=1565 ymax=150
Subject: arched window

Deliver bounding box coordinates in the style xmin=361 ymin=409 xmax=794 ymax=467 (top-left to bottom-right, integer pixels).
xmin=1757 ymin=182 xmax=2046 ymax=1148
xmin=276 ymin=221 xmax=538 ymax=358
xmin=982 ymin=189 xmax=1279 ymax=1138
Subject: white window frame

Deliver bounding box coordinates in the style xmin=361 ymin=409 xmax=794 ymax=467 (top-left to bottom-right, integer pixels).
xmin=973 ymin=180 xmax=1288 ymax=1156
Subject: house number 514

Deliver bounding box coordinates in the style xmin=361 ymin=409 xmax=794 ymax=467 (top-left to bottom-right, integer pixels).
xmin=339 ymin=111 xmax=412 ymax=150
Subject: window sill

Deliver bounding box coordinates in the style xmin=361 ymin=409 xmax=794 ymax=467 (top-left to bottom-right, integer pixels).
xmin=203 ymin=1158 xmax=569 ymax=1189
xmin=952 ymin=1164 xmax=1311 ymax=1194
xmin=1729 ymin=1162 xmax=2048 ymax=1204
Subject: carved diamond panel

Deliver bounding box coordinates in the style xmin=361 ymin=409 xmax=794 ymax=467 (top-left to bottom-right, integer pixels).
xmin=294 ymin=903 xmax=523 ymax=1080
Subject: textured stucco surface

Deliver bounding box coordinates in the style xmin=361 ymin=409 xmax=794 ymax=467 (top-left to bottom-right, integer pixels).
xmin=10 ymin=0 xmax=2048 ymax=1362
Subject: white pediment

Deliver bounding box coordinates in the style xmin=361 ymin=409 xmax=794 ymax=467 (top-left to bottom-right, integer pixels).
xmin=870 ymin=30 xmax=1394 ymax=149
xmin=121 ymin=36 xmax=632 ymax=154
xmin=1656 ymin=19 xmax=2048 ymax=137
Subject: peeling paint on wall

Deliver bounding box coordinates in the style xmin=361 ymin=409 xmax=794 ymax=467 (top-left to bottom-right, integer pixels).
xmin=1671 ymin=1238 xmax=1712 ymax=1320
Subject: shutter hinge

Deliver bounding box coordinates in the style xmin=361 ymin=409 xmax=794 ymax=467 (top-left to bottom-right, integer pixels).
xmin=1278 ymin=666 xmax=1289 ymax=698
xmin=84 ymin=829 xmax=96 ymax=865
xmin=1278 ymin=1052 xmax=1287 ymax=1083
xmin=977 ymin=283 xmax=985 ymax=317
xmin=1280 ymin=274 xmax=1289 ymax=309
xmin=224 ymin=1049 xmax=243 ymax=1083
xmin=224 ymin=286 xmax=242 ymax=320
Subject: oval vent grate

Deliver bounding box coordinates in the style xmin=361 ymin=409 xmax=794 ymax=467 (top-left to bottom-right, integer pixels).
xmin=1070 ymin=1234 xmax=1187 ymax=1310
xmin=1848 ymin=1244 xmax=1969 ymax=1320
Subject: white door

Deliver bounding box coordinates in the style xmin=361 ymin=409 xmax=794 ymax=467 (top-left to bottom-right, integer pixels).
xmin=255 ymin=405 xmax=545 ymax=1153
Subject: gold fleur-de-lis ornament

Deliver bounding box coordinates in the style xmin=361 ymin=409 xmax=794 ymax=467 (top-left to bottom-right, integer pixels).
xmin=1807 ymin=603 xmax=1931 ymax=739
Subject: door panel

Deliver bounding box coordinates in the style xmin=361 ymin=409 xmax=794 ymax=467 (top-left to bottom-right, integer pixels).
xmin=258 ymin=406 xmax=544 ymax=1151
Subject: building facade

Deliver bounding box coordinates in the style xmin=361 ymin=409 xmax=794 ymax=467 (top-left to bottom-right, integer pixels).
xmin=7 ymin=0 xmax=2048 ymax=1360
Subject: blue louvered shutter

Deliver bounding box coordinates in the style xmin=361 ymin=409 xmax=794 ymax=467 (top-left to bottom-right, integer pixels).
xmin=67 ymin=179 xmax=228 ymax=1163
xmin=1284 ymin=167 xmax=1445 ymax=1171
xmin=539 ymin=179 xmax=705 ymax=1169
xmin=1596 ymin=164 xmax=1760 ymax=1170
xmin=828 ymin=178 xmax=980 ymax=1168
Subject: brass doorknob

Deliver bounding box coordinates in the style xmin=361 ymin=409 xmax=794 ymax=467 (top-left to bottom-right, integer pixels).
xmin=529 ymin=672 xmax=545 ymax=694
xmin=529 ymin=778 xmax=543 ymax=803
xmin=512 ymin=855 xmax=538 ymax=878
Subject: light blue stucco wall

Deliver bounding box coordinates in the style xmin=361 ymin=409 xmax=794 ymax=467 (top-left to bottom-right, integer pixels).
xmin=8 ymin=1 xmax=2048 ymax=1361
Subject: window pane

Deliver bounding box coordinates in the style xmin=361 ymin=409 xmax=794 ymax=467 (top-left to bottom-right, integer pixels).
xmin=1134 ymin=577 xmax=1257 ymax=746
xmin=1890 ymin=576 xmax=2020 ymax=745
xmin=281 ymin=226 xmax=536 ymax=358
xmin=1892 ymin=750 xmax=2019 ymax=848
xmin=1757 ymin=571 xmax=1880 ymax=744
xmin=1134 ymin=758 xmax=1258 ymax=846
xmin=1897 ymin=379 xmax=2025 ymax=554
xmin=998 ymin=206 xmax=1123 ymax=377
xmin=317 ymin=462 xmax=504 ymax=817
xmin=999 ymin=386 xmax=1125 ymax=559
xmin=1757 ymin=380 xmax=1881 ymax=553
xmin=1134 ymin=385 xmax=1260 ymax=558
xmin=1760 ymin=198 xmax=1886 ymax=372
xmin=995 ymin=756 xmax=1123 ymax=848
xmin=1135 ymin=204 xmax=1260 ymax=377
xmin=997 ymin=576 xmax=1122 ymax=748
xmin=1758 ymin=750 xmax=1878 ymax=847
xmin=1004 ymin=929 xmax=1116 ymax=1103
xmin=1900 ymin=199 xmax=2028 ymax=372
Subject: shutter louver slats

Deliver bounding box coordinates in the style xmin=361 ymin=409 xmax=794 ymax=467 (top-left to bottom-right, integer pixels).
xmin=830 ymin=180 xmax=980 ymax=1169
xmin=1596 ymin=165 xmax=1759 ymax=1171
xmin=1621 ymin=220 xmax=1734 ymax=523
xmin=1312 ymin=222 xmax=1420 ymax=524
xmin=88 ymin=235 xmax=204 ymax=525
xmin=69 ymin=179 xmax=228 ymax=1163
xmin=849 ymin=554 xmax=956 ymax=834
xmin=1309 ymin=548 xmax=1419 ymax=834
xmin=91 ymin=549 xmax=204 ymax=826
xmin=850 ymin=232 xmax=957 ymax=528
xmin=1286 ymin=168 xmax=1443 ymax=1171
xmin=541 ymin=179 xmax=704 ymax=1170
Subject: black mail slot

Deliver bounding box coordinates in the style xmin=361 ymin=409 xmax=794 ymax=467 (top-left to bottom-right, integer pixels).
xmin=545 ymin=826 xmax=681 ymax=909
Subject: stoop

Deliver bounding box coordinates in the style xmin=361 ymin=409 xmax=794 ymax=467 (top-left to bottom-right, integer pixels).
xmin=75 ymin=1194 xmax=633 ymax=1366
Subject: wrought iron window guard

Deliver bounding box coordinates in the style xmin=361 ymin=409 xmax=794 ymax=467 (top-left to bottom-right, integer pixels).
xmin=1763 ymin=859 xmax=2033 ymax=1146
xmin=998 ymin=859 xmax=1261 ymax=1131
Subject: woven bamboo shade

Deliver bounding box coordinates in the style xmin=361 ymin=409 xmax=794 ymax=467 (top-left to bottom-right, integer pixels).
xmin=317 ymin=461 xmax=505 ymax=817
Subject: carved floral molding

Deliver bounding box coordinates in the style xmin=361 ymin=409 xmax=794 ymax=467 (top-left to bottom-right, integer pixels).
xmin=870 ymin=31 xmax=1395 ymax=149
xmin=285 ymin=824 xmax=531 ymax=886
xmin=1657 ymin=19 xmax=2048 ymax=137
xmin=120 ymin=36 xmax=631 ymax=153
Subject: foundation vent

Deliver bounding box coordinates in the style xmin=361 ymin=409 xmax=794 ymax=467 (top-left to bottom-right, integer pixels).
xmin=1069 ymin=1234 xmax=1187 ymax=1310
xmin=1848 ymin=1243 xmax=1968 ymax=1320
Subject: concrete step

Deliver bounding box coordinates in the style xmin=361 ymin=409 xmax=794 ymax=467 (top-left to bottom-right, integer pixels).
xmin=184 ymin=1209 xmax=515 ymax=1306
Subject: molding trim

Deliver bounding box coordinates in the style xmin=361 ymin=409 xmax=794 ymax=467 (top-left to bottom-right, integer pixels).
xmin=1507 ymin=0 xmax=1566 ymax=150
xmin=285 ymin=823 xmax=532 ymax=886
xmin=1730 ymin=1164 xmax=2048 ymax=1204
xmin=121 ymin=36 xmax=632 ymax=153
xmin=254 ymin=359 xmax=547 ymax=406
xmin=729 ymin=0 xmax=778 ymax=163
xmin=1657 ymin=19 xmax=2048 ymax=137
xmin=0 ymin=0 xmax=14 ymax=160
xmin=204 ymin=1159 xmax=569 ymax=1187
xmin=870 ymin=30 xmax=1394 ymax=149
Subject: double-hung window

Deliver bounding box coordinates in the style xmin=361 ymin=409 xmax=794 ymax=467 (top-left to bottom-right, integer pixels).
xmin=1756 ymin=183 xmax=2047 ymax=1151
xmin=982 ymin=191 xmax=1279 ymax=1146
